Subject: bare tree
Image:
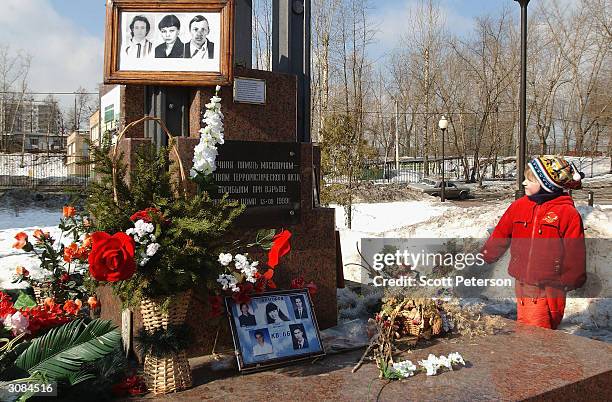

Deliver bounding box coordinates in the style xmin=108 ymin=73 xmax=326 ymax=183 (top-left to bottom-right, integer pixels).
xmin=0 ymin=46 xmax=31 ymax=152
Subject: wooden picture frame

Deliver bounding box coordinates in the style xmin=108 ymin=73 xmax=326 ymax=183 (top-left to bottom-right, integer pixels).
xmin=225 ymin=289 xmax=325 ymax=373
xmin=104 ymin=0 xmax=234 ymax=86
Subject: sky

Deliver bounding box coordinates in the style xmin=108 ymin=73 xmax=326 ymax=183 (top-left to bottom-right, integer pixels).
xmin=2 ymin=0 xmax=521 ymax=96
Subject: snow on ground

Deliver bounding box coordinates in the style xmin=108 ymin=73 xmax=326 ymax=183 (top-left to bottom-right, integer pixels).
xmin=0 ymin=153 xmax=68 ymax=177
xmin=333 ymin=194 xmax=612 ymax=340
xmin=0 ymin=208 xmax=64 ymax=289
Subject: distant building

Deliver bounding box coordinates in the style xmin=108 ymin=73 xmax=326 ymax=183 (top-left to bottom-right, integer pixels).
xmin=0 ymin=98 xmax=65 ymax=153
xmin=90 ymin=108 xmax=101 ymax=147
xmin=66 ymin=130 xmax=89 ymax=176
xmin=100 ymin=85 xmax=121 ymax=136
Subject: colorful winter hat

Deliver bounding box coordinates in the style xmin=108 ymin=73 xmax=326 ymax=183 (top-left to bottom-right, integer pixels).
xmin=528 ymin=155 xmax=584 ymax=193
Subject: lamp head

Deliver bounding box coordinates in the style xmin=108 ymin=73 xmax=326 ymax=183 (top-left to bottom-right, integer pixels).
xmin=438 ymin=116 xmax=448 ymax=130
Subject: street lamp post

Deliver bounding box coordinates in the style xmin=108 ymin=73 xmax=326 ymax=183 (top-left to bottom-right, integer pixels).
xmin=515 ymin=0 xmax=530 ymax=199
xmin=439 ymin=116 xmax=448 ymax=202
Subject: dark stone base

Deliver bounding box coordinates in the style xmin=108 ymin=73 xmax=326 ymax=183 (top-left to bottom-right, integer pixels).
xmin=126 ymin=318 xmax=612 ymax=401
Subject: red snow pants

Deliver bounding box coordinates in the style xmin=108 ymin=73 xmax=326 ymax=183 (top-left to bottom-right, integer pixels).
xmin=515 ymin=282 xmax=566 ymax=330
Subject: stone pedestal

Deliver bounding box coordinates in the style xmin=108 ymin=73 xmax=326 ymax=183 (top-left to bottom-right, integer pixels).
xmin=98 ymin=67 xmax=338 ymax=358
xmin=129 ymin=319 xmax=612 ymax=401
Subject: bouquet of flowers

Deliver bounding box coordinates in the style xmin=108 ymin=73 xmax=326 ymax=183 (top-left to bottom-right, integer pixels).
xmin=210 ymin=229 xmax=317 ymax=317
xmin=11 ymin=205 xmax=92 ymax=304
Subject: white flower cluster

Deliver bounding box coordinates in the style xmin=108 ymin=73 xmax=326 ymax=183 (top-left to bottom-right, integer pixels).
xmin=392 ymin=360 xmax=417 ymax=377
xmin=417 ymin=352 xmax=466 ymax=376
xmin=126 ymin=219 xmax=160 ymax=266
xmin=191 ymin=85 xmax=224 ymax=178
xmin=217 ymin=252 xmax=259 ymax=284
xmin=391 ymin=352 xmax=465 ymax=378
xmin=217 ymin=273 xmax=239 ymax=292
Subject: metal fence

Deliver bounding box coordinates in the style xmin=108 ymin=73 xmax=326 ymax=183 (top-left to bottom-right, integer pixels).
xmin=0 ymin=153 xmax=91 ymax=189
xmin=324 ymin=158 xmax=465 ymax=185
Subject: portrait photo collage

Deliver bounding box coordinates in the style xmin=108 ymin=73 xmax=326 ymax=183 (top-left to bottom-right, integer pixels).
xmin=229 ymin=292 xmax=323 ymax=368
xmin=118 ymin=11 xmax=221 ymax=72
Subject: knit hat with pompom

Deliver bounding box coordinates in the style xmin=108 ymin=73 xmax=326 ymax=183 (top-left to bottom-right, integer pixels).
xmin=528 ymin=155 xmax=585 ymax=193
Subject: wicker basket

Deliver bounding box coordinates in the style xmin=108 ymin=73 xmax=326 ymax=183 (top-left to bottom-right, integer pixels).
xmin=405 ymin=320 xmax=422 ymax=337
xmin=144 ymin=351 xmax=192 ymax=395
xmin=32 ymin=284 xmax=49 ymax=305
xmin=140 ymin=290 xmax=192 ymax=331
xmin=140 ymin=290 xmax=193 ymax=395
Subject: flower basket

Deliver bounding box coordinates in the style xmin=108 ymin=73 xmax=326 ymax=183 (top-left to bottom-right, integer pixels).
xmin=140 ymin=290 xmax=192 ymax=332
xmin=32 ymin=285 xmax=45 ymax=305
xmin=140 ymin=290 xmax=193 ymax=394
xmin=143 ymin=351 xmax=192 ymax=395
xmin=406 ymin=320 xmax=422 ymax=337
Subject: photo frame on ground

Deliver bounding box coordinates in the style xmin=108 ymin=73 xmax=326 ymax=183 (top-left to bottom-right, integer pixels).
xmin=104 ymin=0 xmax=234 ymax=86
xmin=226 ymin=289 xmax=325 ymax=372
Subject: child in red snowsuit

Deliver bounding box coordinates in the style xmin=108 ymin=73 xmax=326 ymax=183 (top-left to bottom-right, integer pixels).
xmin=481 ymin=156 xmax=586 ymax=329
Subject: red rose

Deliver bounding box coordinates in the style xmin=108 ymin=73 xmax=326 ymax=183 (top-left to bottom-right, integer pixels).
xmin=88 ymin=232 xmax=136 ymax=282
xmin=267 ymin=230 xmax=291 ymax=269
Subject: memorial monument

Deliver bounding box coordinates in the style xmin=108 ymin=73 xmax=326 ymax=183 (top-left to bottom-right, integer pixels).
xmin=98 ymin=0 xmax=339 ymax=358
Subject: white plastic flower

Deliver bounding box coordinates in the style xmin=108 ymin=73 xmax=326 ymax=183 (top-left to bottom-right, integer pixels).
xmin=134 ymin=220 xmax=154 ymax=236
xmin=217 ymin=274 xmax=239 ymax=292
xmin=241 ymin=261 xmax=259 ymax=283
xmin=437 ymin=355 xmax=453 ymax=370
xmin=218 ymin=253 xmax=233 ymax=266
xmin=146 ymin=243 xmax=160 ymax=257
xmin=392 ymin=360 xmax=417 ymax=378
xmin=191 ymin=88 xmax=224 ymax=179
xmin=418 ymin=354 xmax=441 ymax=376
xmin=448 ymin=352 xmax=465 ymax=366
xmin=234 ymin=254 xmax=249 ymax=270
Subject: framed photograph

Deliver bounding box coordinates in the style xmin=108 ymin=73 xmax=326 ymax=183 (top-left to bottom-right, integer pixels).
xmin=225 ymin=289 xmax=325 ymax=372
xmin=104 ymin=0 xmax=234 ymax=86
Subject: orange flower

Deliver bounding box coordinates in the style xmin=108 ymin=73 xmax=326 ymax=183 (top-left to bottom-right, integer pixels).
xmin=63 ymin=243 xmax=79 ymax=263
xmin=63 ymin=205 xmax=76 ymax=218
xmin=33 ymin=229 xmax=50 ymax=242
xmin=13 ymin=232 xmax=28 ymax=249
xmin=87 ymin=296 xmax=99 ymax=310
xmin=82 ymin=235 xmax=92 ymax=249
xmin=44 ymin=297 xmax=55 ymax=308
xmin=63 ymin=299 xmax=80 ymax=315
xmin=75 ymin=299 xmax=83 ymax=309
xmin=15 ymin=266 xmax=29 ymax=277
xmin=77 ymin=246 xmax=89 ymax=260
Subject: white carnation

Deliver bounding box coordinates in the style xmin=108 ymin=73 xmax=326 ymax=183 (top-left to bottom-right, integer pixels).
xmin=218 ymin=253 xmax=233 ymax=266
xmin=217 ymin=273 xmax=239 ymax=292
xmin=146 ymin=243 xmax=160 ymax=257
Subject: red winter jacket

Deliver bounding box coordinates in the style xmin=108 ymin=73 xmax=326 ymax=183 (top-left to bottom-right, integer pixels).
xmin=481 ymin=195 xmax=586 ymax=290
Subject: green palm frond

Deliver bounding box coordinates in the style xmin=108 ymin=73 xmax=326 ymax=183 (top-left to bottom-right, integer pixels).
xmin=15 ymin=319 xmax=121 ymax=385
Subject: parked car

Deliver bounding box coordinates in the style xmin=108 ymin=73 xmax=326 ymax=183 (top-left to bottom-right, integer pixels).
xmin=408 ymin=178 xmax=471 ymax=200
